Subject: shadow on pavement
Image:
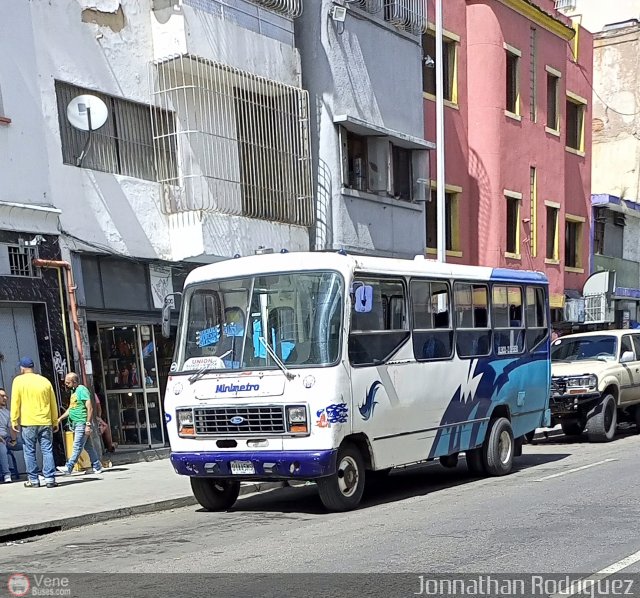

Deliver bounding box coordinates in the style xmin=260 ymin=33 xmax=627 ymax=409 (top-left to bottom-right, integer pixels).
xmin=214 ymin=451 xmax=571 ymax=515
xmin=531 ymin=424 xmax=637 ymax=446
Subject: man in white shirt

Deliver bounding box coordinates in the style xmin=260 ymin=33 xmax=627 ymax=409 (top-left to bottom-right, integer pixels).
xmin=0 ymin=388 xmax=20 ymax=483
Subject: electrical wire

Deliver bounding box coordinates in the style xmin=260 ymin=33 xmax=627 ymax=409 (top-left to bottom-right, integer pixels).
xmin=571 ymin=42 xmax=640 ymax=117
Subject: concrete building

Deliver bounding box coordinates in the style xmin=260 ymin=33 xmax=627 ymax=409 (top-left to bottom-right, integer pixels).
xmin=578 ymin=12 xmax=640 ymax=327
xmin=561 ymin=0 xmax=640 ymax=36
xmin=0 ymin=0 xmax=312 ymax=448
xmin=296 ymin=0 xmax=434 ymax=258
xmin=421 ymin=0 xmax=593 ymax=323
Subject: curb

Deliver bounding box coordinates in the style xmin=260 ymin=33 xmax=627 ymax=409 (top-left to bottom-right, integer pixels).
xmin=0 ymin=481 xmax=284 ymax=543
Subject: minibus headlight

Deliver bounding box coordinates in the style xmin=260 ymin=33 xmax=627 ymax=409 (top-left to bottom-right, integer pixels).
xmin=177 ymin=409 xmax=195 ymax=436
xmin=178 ymin=410 xmax=194 ymax=426
xmin=287 ymin=406 xmax=307 ymax=424
xmin=286 ymin=406 xmax=308 ymax=434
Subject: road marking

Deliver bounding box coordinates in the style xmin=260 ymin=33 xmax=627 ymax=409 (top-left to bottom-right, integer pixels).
xmin=535 ymin=458 xmax=617 ymax=482
xmin=549 ymin=548 xmax=640 ymax=598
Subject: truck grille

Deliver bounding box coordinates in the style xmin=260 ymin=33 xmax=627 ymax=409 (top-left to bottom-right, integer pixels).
xmin=193 ymin=406 xmax=286 ymax=435
xmin=551 ymin=377 xmax=566 ymax=396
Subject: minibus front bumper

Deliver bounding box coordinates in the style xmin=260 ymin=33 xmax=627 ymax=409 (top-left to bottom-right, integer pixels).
xmin=170 ymin=450 xmax=338 ymax=480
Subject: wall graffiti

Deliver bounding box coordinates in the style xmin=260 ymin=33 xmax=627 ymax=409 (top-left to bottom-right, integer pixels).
xmin=53 ymin=350 xmax=68 ymax=378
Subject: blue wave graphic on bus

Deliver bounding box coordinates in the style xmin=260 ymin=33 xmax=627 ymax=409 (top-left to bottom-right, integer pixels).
xmin=359 ymin=381 xmax=382 ymax=421
xmin=428 ymin=354 xmax=548 ymax=459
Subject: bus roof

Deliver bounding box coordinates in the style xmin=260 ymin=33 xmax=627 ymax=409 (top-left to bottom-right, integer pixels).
xmin=184 ymin=252 xmax=549 ymax=287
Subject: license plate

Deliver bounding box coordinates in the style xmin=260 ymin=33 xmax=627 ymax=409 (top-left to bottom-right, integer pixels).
xmin=230 ymin=460 xmax=255 ymax=475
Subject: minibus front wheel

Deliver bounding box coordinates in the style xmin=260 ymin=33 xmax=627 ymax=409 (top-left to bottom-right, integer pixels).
xmin=191 ymin=478 xmax=241 ymax=511
xmin=317 ymin=443 xmax=365 ymax=512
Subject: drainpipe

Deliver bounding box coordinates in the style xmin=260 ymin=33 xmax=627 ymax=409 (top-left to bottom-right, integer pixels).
xmin=32 ymin=259 xmax=87 ymax=387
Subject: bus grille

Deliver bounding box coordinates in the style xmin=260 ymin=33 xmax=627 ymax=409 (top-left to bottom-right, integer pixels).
xmin=193 ymin=406 xmax=286 ymax=435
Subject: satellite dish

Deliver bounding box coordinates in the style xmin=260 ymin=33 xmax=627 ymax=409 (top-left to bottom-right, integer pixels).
xmin=66 ymin=95 xmax=108 ymax=131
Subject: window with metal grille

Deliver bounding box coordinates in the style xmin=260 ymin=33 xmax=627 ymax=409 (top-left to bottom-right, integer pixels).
xmin=7 ymin=246 xmax=38 ymax=277
xmin=152 ymin=55 xmax=312 ymax=224
xmin=247 ymin=0 xmax=302 ymax=18
xmin=383 ymin=0 xmax=427 ymax=35
xmin=350 ymin=0 xmax=382 ymax=14
xmin=55 ymin=81 xmax=176 ymax=182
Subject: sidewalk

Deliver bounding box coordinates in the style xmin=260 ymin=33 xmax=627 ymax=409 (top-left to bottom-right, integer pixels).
xmin=0 ymin=460 xmax=281 ymax=542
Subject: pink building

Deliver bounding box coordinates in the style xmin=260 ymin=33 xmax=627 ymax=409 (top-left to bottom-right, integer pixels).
xmin=423 ymin=0 xmax=593 ymax=321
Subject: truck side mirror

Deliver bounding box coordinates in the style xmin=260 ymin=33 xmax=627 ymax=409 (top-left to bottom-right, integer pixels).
xmin=620 ymin=351 xmax=635 ymax=363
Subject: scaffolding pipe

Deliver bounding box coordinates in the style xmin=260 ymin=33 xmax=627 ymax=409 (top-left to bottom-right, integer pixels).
xmin=33 ymin=259 xmax=87 ymax=387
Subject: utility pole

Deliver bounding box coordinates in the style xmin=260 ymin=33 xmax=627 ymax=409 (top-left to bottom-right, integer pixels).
xmin=435 ymin=0 xmax=446 ymax=262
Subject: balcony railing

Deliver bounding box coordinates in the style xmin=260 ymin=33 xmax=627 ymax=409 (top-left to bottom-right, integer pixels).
xmin=151 ymin=54 xmax=313 ymax=226
xmin=248 ymin=0 xmax=302 ymax=18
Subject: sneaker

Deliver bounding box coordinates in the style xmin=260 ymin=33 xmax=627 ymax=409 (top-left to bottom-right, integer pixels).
xmin=46 ymin=481 xmax=59 ymax=488
xmin=92 ymin=467 xmax=104 ymax=475
xmin=56 ymin=466 xmax=71 ymax=476
xmin=24 ymin=480 xmax=40 ymax=488
xmin=3 ymin=474 xmax=11 ymax=484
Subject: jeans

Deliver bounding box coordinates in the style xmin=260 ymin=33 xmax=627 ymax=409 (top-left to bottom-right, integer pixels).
xmin=0 ymin=436 xmax=22 ymax=478
xmin=65 ymin=423 xmax=102 ymax=472
xmin=22 ymin=426 xmax=56 ymax=485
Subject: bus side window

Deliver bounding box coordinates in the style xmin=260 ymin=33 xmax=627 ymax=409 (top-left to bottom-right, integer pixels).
xmin=454 ymin=283 xmax=491 ymax=358
xmin=525 ymin=286 xmax=548 ymax=351
xmin=410 ymin=280 xmax=453 ymax=361
xmin=349 ymin=278 xmax=409 ymax=366
xmin=492 ymin=285 xmax=525 ymax=356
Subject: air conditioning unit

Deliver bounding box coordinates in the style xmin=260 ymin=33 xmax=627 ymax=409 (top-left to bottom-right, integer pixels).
xmin=555 ymin=0 xmax=576 ymax=11
xmin=614 ymin=213 xmax=626 ymax=227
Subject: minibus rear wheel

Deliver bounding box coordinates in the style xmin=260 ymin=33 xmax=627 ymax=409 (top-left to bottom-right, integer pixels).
xmin=190 ymin=478 xmax=241 ymax=511
xmin=483 ymin=417 xmax=514 ymax=476
xmin=317 ymin=443 xmax=365 ymax=512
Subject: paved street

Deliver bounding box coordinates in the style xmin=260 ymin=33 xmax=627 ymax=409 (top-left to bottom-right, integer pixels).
xmin=4 ymin=431 xmax=640 ymax=580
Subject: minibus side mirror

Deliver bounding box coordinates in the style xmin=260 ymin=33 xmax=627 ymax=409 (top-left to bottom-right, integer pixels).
xmin=354 ymin=285 xmax=373 ymax=313
xmin=162 ymin=293 xmax=181 ymax=338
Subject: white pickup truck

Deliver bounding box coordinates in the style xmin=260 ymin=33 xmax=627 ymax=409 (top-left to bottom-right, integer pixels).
xmin=551 ymin=330 xmax=640 ymax=442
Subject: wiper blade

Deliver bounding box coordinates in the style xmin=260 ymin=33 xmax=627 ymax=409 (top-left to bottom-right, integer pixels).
xmin=189 ymin=366 xmax=215 ymax=385
xmin=188 ymin=350 xmax=232 ymax=384
xmin=259 ymin=336 xmax=295 ymax=381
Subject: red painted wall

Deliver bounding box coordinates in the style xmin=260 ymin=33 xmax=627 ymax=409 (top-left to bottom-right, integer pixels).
xmin=423 ymin=0 xmax=593 ymax=308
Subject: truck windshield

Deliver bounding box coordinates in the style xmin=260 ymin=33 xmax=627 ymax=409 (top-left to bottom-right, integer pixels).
xmin=551 ymin=335 xmax=618 ymax=362
xmin=174 ymin=271 xmax=344 ymax=372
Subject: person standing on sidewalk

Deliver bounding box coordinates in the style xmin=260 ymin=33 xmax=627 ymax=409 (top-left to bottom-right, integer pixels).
xmin=0 ymin=388 xmax=21 ymax=483
xmin=57 ymin=373 xmax=103 ymax=476
xmin=10 ymin=357 xmax=59 ymax=489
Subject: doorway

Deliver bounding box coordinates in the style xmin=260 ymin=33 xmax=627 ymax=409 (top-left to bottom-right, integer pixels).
xmin=95 ymin=324 xmax=165 ymax=448
xmin=0 ymin=304 xmax=41 ymax=389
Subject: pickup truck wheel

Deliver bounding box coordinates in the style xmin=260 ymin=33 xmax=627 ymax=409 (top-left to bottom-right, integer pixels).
xmin=561 ymin=419 xmax=585 ymax=437
xmin=634 ymin=406 xmax=640 ymax=432
xmin=587 ymin=394 xmax=617 ymax=442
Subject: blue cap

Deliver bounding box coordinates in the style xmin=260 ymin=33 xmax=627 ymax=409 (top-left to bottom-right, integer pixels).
xmin=19 ymin=357 xmax=35 ymax=368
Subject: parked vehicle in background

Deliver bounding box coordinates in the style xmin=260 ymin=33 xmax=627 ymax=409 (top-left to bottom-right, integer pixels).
xmin=163 ymin=252 xmax=552 ymax=512
xmin=550 ymin=330 xmax=640 ymax=441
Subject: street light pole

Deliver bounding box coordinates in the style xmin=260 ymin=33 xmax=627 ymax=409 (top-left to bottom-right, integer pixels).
xmin=435 ymin=0 xmax=446 ymax=263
